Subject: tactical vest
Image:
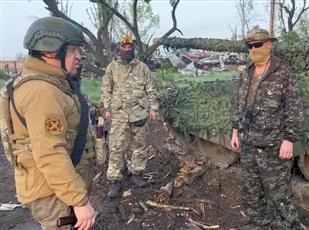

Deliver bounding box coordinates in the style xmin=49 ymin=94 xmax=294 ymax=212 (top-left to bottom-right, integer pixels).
xmin=0 ymin=73 xmax=95 ymax=167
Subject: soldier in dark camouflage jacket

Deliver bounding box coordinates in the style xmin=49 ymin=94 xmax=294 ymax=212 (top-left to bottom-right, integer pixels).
xmin=230 ymin=28 xmax=304 ymax=230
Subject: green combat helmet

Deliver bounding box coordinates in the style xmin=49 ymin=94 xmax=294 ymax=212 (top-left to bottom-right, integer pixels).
xmin=23 ymin=16 xmax=84 ymax=52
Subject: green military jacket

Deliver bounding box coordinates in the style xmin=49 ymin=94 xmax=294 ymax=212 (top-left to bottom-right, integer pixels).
xmin=233 ymin=55 xmax=304 ymax=147
xmin=101 ymin=58 xmax=158 ymax=123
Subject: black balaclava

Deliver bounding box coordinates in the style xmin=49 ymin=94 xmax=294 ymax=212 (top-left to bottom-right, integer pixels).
xmin=119 ymin=44 xmax=135 ymax=63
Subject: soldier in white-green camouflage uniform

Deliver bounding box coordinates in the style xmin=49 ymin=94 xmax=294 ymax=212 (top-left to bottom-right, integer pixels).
xmin=101 ymin=37 xmax=158 ymax=198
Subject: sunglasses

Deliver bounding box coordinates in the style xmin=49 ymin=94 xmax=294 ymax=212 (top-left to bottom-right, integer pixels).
xmin=247 ymin=41 xmax=264 ymax=49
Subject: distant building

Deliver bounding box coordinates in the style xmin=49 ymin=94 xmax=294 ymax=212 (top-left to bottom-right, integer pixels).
xmin=0 ymin=60 xmax=23 ymax=75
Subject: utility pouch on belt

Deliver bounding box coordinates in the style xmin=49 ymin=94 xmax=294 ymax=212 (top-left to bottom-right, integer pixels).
xmin=132 ymin=119 xmax=146 ymax=127
xmin=96 ymin=125 xmax=103 ymax=138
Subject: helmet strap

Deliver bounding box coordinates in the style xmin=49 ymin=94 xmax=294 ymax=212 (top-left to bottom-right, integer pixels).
xmin=56 ymin=45 xmax=67 ymax=71
xmin=29 ymin=50 xmax=45 ymax=61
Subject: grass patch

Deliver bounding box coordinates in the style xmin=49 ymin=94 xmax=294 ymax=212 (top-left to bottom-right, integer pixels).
xmin=81 ymin=78 xmax=101 ymax=103
xmin=0 ymin=70 xmax=6 ymax=80
xmin=0 ymin=79 xmax=4 ymax=89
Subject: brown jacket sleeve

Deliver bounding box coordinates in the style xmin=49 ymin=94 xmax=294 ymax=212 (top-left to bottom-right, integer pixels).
xmin=19 ymin=81 xmax=88 ymax=206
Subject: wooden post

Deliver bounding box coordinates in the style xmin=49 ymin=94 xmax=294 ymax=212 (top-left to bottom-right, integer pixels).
xmin=269 ymin=0 xmax=276 ymax=36
xmin=14 ymin=61 xmax=17 ymax=73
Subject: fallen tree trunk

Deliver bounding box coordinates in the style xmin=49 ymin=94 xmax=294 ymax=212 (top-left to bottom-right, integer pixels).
xmin=161 ymin=37 xmax=244 ymax=53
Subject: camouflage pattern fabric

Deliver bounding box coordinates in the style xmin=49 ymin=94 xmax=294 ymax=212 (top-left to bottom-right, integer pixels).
xmin=101 ymin=57 xmax=158 ymax=182
xmin=242 ymin=27 xmax=277 ymax=43
xmin=240 ymin=144 xmax=301 ymax=229
xmin=233 ymin=55 xmax=303 ymax=146
xmin=107 ymin=121 xmax=148 ymax=182
xmin=246 ymin=72 xmax=263 ymax=106
xmin=95 ymin=116 xmax=107 ymax=165
xmin=101 ymin=58 xmax=158 ymax=123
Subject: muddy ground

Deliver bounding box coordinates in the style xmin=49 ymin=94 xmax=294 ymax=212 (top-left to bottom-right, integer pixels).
xmin=1 ymin=121 xmax=309 ymax=230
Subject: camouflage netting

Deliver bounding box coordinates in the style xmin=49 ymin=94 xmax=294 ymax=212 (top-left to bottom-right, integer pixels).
xmin=161 ymin=37 xmax=245 ymax=53
xmin=298 ymin=73 xmax=309 ymax=141
xmin=156 ymin=75 xmax=239 ymax=140
xmin=157 ymin=73 xmax=309 ymax=142
xmin=157 ymin=37 xmax=309 ymax=142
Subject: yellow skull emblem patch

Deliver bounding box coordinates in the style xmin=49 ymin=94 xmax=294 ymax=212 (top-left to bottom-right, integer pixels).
xmin=45 ymin=117 xmax=64 ymax=135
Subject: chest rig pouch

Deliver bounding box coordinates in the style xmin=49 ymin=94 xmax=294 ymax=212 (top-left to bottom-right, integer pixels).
xmin=0 ymin=73 xmax=89 ymax=167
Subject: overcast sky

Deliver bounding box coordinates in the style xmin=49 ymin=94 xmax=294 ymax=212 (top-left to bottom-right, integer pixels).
xmin=0 ymin=0 xmax=270 ymax=60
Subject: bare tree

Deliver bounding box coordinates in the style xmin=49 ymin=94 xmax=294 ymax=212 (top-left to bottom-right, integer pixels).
xmin=91 ymin=0 xmax=182 ymax=60
xmin=43 ymin=0 xmax=115 ymax=76
xmin=278 ymin=0 xmax=309 ymax=32
xmin=269 ymin=0 xmax=276 ymax=36
xmin=229 ymin=25 xmax=238 ymax=41
xmin=43 ymin=0 xmax=182 ymax=75
xmin=109 ymin=1 xmax=159 ymax=46
xmin=86 ymin=1 xmax=116 ymax=62
xmin=236 ymin=0 xmax=256 ymax=39
xmin=59 ymin=0 xmax=73 ymax=17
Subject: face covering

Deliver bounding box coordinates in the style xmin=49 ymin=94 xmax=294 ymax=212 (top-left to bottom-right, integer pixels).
xmin=119 ymin=48 xmax=135 ymax=63
xmin=249 ymin=46 xmax=271 ymax=66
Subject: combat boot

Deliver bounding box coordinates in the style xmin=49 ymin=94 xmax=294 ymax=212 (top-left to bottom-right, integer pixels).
xmin=107 ymin=181 xmax=123 ymax=199
xmin=130 ymin=174 xmax=147 ymax=188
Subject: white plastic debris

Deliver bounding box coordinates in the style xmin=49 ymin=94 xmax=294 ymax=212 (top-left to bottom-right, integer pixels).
xmin=0 ymin=203 xmax=23 ymax=211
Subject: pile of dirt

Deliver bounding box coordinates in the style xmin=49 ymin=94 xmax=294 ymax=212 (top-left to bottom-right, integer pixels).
xmin=91 ymin=121 xmax=246 ymax=230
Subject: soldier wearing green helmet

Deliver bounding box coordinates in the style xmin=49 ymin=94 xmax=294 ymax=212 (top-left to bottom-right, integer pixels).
xmin=3 ymin=17 xmax=96 ymax=229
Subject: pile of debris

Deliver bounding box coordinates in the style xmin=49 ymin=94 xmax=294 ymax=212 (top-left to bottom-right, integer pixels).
xmin=159 ymin=49 xmax=246 ymax=75
xmin=91 ymin=121 xmax=246 ymax=230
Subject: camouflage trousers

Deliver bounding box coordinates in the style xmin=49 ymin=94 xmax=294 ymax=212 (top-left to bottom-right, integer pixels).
xmin=25 ymin=195 xmax=71 ymax=230
xmin=107 ymin=120 xmax=149 ymax=182
xmin=240 ymin=144 xmax=301 ymax=230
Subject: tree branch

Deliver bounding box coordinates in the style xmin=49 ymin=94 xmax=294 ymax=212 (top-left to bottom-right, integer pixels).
xmin=96 ymin=9 xmax=113 ymax=45
xmin=133 ymin=0 xmax=138 ymax=29
xmin=43 ymin=0 xmax=98 ymax=44
xmin=82 ymin=58 xmax=105 ymax=76
xmin=94 ymin=0 xmax=136 ymax=33
xmin=277 ymin=1 xmax=287 ymax=32
xmin=43 ymin=0 xmax=110 ymax=75
xmin=292 ymin=0 xmax=309 ymax=29
xmin=132 ymin=0 xmax=144 ymax=55
xmin=145 ymin=0 xmax=182 ymax=58
xmin=290 ymin=0 xmax=296 ymax=22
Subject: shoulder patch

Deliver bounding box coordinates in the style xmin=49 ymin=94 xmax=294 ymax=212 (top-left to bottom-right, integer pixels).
xmin=45 ymin=117 xmax=64 ymax=135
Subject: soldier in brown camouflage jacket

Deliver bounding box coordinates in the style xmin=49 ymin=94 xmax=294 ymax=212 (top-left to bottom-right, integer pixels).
xmin=231 ymin=28 xmax=304 ymax=230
